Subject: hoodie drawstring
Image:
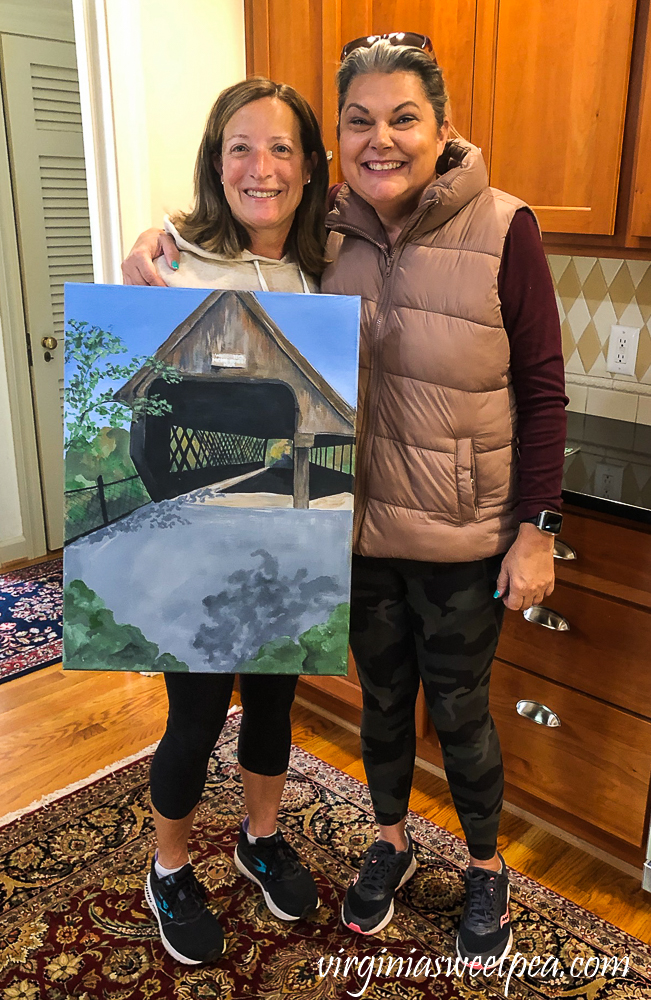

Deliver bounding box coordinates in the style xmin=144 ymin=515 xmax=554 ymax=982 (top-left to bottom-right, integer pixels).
xmin=253 ymin=257 xmax=311 ymax=294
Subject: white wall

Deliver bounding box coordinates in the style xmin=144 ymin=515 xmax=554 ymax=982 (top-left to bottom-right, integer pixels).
xmin=105 ymin=0 xmax=246 ymax=256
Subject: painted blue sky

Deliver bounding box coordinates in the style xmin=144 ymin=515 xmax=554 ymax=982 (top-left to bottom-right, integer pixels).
xmin=64 ymin=284 xmax=360 ymax=409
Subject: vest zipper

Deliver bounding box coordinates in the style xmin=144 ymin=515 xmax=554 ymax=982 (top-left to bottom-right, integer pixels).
xmin=329 ymin=207 xmax=437 ymax=551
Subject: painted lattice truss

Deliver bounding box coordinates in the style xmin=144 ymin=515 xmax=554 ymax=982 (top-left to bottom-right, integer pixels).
xmin=169 ymin=425 xmax=266 ymax=473
xmin=309 ymin=443 xmax=355 ymax=475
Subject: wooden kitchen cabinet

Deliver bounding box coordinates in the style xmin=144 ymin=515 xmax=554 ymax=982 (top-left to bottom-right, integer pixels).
xmin=630 ymin=0 xmax=651 ymax=237
xmin=471 ymin=0 xmax=637 ymax=236
xmin=296 ymin=503 xmax=651 ymax=868
xmin=246 ymin=0 xmax=651 ymax=254
xmin=245 ymin=0 xmax=478 ymax=178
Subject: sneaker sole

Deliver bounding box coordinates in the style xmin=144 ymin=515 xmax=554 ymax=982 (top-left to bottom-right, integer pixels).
xmin=233 ymin=846 xmax=320 ymax=922
xmin=144 ymin=874 xmax=225 ymax=966
xmin=341 ymin=856 xmax=418 ymax=935
xmin=455 ymin=885 xmax=513 ymax=971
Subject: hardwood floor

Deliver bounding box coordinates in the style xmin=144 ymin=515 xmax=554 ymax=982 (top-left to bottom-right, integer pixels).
xmin=0 ymin=661 xmax=648 ymax=939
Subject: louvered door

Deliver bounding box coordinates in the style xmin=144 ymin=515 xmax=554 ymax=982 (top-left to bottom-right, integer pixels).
xmin=1 ymin=34 xmax=93 ymax=549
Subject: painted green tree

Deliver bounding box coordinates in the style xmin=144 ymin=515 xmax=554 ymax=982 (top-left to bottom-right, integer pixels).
xmin=64 ymin=579 xmax=189 ymax=672
xmin=64 ymin=318 xmax=182 ymax=452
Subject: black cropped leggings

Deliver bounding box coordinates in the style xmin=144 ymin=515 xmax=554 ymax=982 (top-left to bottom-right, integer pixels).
xmin=150 ymin=672 xmax=298 ymax=820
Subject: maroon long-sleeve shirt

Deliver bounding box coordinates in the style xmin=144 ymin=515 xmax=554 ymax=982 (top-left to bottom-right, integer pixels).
xmin=498 ymin=208 xmax=568 ymax=520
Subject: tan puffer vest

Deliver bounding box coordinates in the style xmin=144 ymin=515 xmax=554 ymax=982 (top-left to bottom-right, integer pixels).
xmin=321 ymin=141 xmax=529 ymax=563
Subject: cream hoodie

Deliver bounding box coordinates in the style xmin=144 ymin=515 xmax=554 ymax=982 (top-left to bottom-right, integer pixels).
xmin=155 ymin=217 xmax=319 ymax=293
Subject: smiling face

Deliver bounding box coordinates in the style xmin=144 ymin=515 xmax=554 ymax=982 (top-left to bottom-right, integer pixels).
xmin=338 ymin=71 xmax=448 ymax=231
xmin=215 ymin=96 xmax=313 ymax=257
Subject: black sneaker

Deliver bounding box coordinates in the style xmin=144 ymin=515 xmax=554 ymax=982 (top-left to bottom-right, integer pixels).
xmin=145 ymin=857 xmax=225 ymax=965
xmin=456 ymin=853 xmax=512 ymax=971
xmin=234 ymin=823 xmax=319 ymax=920
xmin=342 ymin=833 xmax=417 ymax=935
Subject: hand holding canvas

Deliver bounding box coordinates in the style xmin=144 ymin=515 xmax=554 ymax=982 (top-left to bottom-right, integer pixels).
xmin=122 ymin=228 xmax=179 ymax=286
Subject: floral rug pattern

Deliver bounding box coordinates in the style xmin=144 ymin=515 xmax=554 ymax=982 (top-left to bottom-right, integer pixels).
xmin=0 ymin=559 xmax=62 ymax=685
xmin=1 ymin=714 xmax=649 ymax=999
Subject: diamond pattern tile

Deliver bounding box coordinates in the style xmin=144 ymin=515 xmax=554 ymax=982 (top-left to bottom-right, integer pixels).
xmin=577 ymin=321 xmax=602 ymax=373
xmin=548 ymin=253 xmax=651 ymax=402
xmin=635 ymin=267 xmax=651 ymax=324
xmin=566 ymin=295 xmax=591 ymax=339
xmin=556 ymin=259 xmax=582 ymax=311
xmin=608 ymin=264 xmax=636 ymax=319
xmin=636 ymin=328 xmax=651 ymax=383
xmin=582 ymin=263 xmax=608 ymax=315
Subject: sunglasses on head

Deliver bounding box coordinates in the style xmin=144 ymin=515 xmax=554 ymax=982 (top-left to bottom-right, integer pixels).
xmin=340 ymin=32 xmax=436 ymax=62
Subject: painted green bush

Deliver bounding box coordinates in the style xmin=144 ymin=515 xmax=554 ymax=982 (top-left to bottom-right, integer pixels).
xmin=241 ymin=602 xmax=350 ymax=675
xmin=63 ymin=579 xmax=189 ymax=672
xmin=64 ymin=578 xmax=348 ymax=675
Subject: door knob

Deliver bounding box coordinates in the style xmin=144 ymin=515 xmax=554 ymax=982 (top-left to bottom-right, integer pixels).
xmin=41 ymin=336 xmax=58 ymax=350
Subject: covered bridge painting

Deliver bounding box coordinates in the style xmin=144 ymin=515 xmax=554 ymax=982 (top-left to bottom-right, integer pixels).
xmin=115 ymin=290 xmax=356 ymax=509
xmin=63 ymin=283 xmax=360 ymax=677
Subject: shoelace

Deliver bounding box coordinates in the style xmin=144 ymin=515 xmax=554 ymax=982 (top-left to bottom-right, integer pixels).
xmin=356 ymin=841 xmax=401 ymax=895
xmin=161 ymin=869 xmax=208 ymax=921
xmin=464 ymin=868 xmax=501 ymax=930
xmin=258 ymin=836 xmax=302 ymax=881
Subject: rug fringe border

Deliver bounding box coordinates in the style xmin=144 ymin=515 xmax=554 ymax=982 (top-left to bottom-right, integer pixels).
xmin=0 ymin=704 xmax=242 ymax=829
xmin=0 ymin=741 xmax=159 ymax=829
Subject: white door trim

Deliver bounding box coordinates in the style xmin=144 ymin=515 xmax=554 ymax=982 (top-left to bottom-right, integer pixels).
xmin=72 ymin=0 xmax=122 ymax=284
xmin=0 ymin=90 xmax=47 ymax=563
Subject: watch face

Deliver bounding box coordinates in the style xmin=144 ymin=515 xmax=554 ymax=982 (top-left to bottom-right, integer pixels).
xmin=539 ymin=511 xmax=563 ymax=534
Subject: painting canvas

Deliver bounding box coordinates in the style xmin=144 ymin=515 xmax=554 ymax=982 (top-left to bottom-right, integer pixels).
xmin=63 ymin=284 xmax=360 ymax=675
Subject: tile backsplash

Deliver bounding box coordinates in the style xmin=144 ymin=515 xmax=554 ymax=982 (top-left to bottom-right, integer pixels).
xmin=548 ymin=256 xmax=651 ymax=426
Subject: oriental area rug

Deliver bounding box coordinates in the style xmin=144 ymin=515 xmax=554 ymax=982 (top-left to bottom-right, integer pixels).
xmin=0 ymin=558 xmax=62 ymax=685
xmin=1 ymin=714 xmax=649 ymax=1000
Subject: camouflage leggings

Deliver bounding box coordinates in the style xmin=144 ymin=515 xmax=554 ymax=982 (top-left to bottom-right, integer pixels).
xmin=349 ymin=552 xmax=506 ymax=860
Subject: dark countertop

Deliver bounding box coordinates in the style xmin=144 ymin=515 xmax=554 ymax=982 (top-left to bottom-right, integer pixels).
xmin=562 ymin=411 xmax=651 ymax=525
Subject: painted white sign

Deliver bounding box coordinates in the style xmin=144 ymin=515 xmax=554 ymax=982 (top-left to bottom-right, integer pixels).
xmin=211 ymin=353 xmax=247 ymax=368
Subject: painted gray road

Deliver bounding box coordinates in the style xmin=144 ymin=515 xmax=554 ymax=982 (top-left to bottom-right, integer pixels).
xmin=65 ymin=500 xmax=352 ymax=672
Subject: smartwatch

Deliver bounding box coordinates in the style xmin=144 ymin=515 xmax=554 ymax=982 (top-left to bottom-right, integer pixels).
xmin=520 ymin=510 xmax=563 ymax=535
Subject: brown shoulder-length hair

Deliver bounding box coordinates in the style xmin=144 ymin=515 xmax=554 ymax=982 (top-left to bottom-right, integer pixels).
xmin=172 ymin=78 xmax=329 ymax=277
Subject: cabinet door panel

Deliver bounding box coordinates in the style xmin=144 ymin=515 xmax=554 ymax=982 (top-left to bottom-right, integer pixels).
xmin=479 ymin=0 xmax=636 ymax=235
xmin=489 ymin=659 xmax=651 ymax=847
xmin=630 ymin=9 xmax=651 ymax=237
xmin=351 ymin=0 xmax=476 ymax=138
xmin=556 ymin=509 xmax=651 ymax=610
xmin=496 ymin=581 xmax=651 ymax=717
xmin=247 ymin=0 xmax=477 ymax=179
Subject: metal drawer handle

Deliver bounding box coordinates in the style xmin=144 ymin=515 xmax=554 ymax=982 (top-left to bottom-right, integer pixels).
xmin=523 ymin=605 xmax=570 ymax=631
xmin=516 ymin=699 xmax=561 ymax=727
xmin=553 ymin=539 xmax=577 ymax=561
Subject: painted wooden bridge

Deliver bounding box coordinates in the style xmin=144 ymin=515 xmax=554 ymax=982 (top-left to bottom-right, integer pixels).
xmin=115 ymin=290 xmax=356 ymax=507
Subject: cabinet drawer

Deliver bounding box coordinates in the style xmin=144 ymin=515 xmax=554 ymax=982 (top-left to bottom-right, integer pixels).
xmin=556 ymin=509 xmax=651 ymax=609
xmin=490 ymin=659 xmax=651 ymax=846
xmin=497 ymin=581 xmax=651 ymax=716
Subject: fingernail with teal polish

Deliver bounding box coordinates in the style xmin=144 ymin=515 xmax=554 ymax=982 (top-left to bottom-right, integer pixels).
xmin=171 ymin=261 xmax=179 ymax=270
xmin=493 ymin=590 xmax=501 ymax=599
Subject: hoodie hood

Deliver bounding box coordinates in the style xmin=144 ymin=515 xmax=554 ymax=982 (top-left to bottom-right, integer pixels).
xmin=163 ymin=217 xmax=295 ymax=266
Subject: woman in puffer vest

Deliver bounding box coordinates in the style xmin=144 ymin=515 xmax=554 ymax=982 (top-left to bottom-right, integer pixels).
xmin=321 ymin=37 xmax=567 ymax=970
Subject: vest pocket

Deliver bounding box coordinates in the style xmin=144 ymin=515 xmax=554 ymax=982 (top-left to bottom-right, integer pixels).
xmin=455 ymin=438 xmax=478 ymax=522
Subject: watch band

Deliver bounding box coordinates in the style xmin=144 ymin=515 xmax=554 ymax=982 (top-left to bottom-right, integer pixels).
xmin=521 ymin=510 xmax=563 ymax=535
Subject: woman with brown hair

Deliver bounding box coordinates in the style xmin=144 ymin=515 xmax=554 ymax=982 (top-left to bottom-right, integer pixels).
xmin=123 ymin=77 xmax=329 ymax=966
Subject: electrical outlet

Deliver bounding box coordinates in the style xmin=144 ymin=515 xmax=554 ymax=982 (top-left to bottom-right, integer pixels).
xmin=606 ymin=325 xmax=640 ymax=375
xmin=594 ymin=462 xmax=624 ymax=502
